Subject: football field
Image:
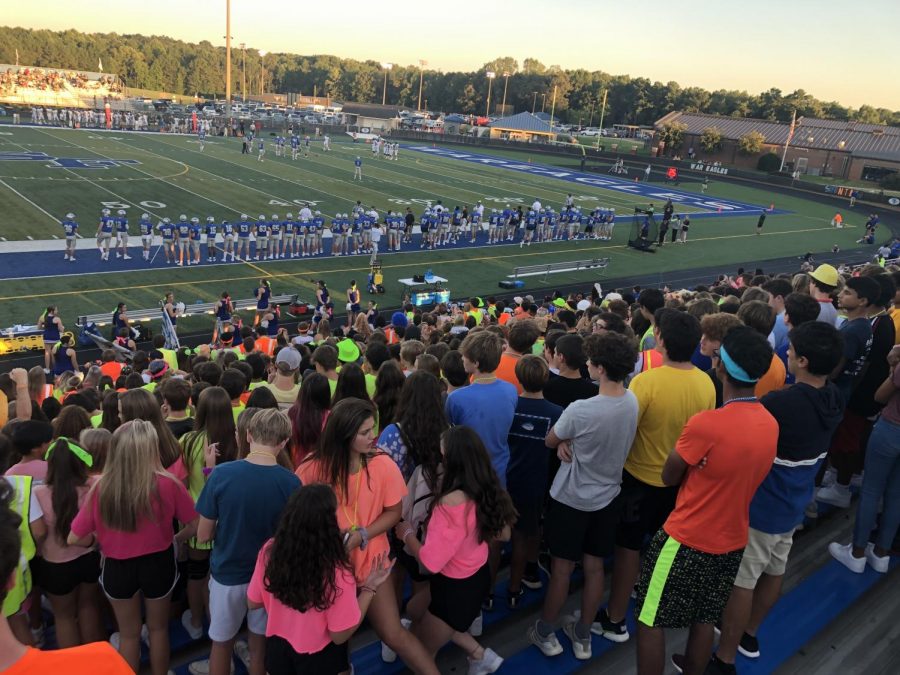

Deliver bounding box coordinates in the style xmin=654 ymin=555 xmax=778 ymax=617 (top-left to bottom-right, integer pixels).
xmin=0 ymin=125 xmax=868 ymax=330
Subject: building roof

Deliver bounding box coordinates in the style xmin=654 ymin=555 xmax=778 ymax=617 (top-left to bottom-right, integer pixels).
xmin=656 ymin=112 xmax=900 ymax=161
xmin=488 ymin=112 xmax=554 ymax=134
xmin=340 ymin=102 xmax=407 ymax=119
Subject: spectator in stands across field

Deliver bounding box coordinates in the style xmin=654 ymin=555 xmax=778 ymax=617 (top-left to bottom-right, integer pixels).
xmin=714 ymin=322 xmax=843 ymax=672
xmin=639 ymin=326 xmax=777 ymax=675
xmin=599 ymin=310 xmax=715 ymax=643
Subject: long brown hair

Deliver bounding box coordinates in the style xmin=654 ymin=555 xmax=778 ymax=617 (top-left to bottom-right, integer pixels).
xmin=181 ymin=387 xmax=238 ymax=475
xmin=45 ymin=437 xmax=91 ymax=541
xmin=118 ymin=388 xmax=181 ymax=468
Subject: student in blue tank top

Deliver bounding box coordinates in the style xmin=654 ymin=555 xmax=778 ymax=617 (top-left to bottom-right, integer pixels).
xmin=39 ymin=306 xmax=63 ymax=372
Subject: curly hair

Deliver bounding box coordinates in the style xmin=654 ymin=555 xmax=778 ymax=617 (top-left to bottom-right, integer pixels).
xmin=429 ymin=426 xmax=516 ymax=543
xmin=264 ymin=484 xmax=352 ymax=612
xmin=395 ymin=371 xmax=447 ymax=488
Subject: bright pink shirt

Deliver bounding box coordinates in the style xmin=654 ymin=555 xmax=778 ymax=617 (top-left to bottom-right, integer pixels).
xmin=34 ymin=477 xmax=98 ymax=563
xmin=5 ymin=460 xmax=48 ymax=483
xmin=71 ymin=473 xmax=197 ymax=560
xmin=247 ymin=541 xmax=360 ymax=654
xmin=419 ymin=500 xmax=487 ymax=579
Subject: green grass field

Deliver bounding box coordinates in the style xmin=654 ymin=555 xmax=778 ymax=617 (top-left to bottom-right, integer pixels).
xmin=0 ymin=125 xmax=870 ymax=332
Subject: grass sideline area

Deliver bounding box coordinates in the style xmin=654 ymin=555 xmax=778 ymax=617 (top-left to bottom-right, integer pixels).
xmin=0 ymin=126 xmax=873 ymax=330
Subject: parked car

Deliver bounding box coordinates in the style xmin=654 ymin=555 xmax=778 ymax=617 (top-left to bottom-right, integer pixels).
xmin=580 ymin=127 xmax=601 ymax=137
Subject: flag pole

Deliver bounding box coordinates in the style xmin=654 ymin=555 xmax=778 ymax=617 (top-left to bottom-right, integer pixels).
xmin=779 ymin=110 xmax=796 ymax=173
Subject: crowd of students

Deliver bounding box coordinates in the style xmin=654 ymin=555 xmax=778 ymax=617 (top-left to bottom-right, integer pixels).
xmin=0 ymin=258 xmax=898 ymax=675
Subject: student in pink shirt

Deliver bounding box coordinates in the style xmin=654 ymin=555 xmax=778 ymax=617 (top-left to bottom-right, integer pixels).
xmin=248 ymin=484 xmax=393 ymax=674
xmin=5 ymin=420 xmax=53 ymax=483
xmin=395 ymin=426 xmax=516 ymax=675
xmin=32 ymin=436 xmax=105 ymax=647
xmin=68 ymin=420 xmax=198 ymax=675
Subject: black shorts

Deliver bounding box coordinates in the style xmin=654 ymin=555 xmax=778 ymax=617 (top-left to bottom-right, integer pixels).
xmin=634 ymin=529 xmax=743 ymax=628
xmin=615 ymin=470 xmax=679 ymax=552
xmin=265 ymin=635 xmax=348 ymax=675
xmin=32 ymin=551 xmax=101 ymax=596
xmin=397 ymin=546 xmax=431 ymax=584
xmin=429 ymin=563 xmax=490 ymax=632
xmin=100 ymin=545 xmax=179 ymax=600
xmin=546 ymin=497 xmax=620 ymax=561
xmin=510 ymin=491 xmax=543 ymax=536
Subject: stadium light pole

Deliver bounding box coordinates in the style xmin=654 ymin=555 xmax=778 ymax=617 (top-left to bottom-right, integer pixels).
xmin=259 ymin=50 xmax=268 ymax=97
xmin=541 ymin=92 xmax=546 ymax=113
xmin=224 ymin=0 xmax=232 ymax=120
xmin=548 ymin=85 xmax=557 ymax=132
xmin=531 ymin=91 xmax=538 ymax=114
xmin=485 ymin=71 xmax=496 ymax=117
xmin=240 ymin=43 xmax=246 ymax=102
xmin=417 ymin=59 xmax=427 ymax=111
xmin=381 ymin=62 xmax=393 ymax=106
xmin=501 ymin=72 xmax=510 ymax=115
xmin=596 ymin=89 xmax=608 ymax=149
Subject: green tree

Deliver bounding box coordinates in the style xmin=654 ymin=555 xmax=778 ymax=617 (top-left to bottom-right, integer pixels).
xmin=738 ymin=130 xmax=766 ymax=155
xmin=658 ymin=122 xmax=688 ymax=151
xmin=700 ymin=126 xmax=724 ymax=153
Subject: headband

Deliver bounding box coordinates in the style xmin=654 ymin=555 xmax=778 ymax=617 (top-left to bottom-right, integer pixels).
xmin=45 ymin=436 xmax=93 ymax=467
xmin=719 ymin=345 xmax=758 ymax=384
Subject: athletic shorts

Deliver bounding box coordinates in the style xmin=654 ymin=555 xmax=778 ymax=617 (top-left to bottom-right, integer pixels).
xmin=142 ymin=236 xmax=152 ymax=245
xmin=546 ymin=497 xmax=620 ymax=561
xmin=828 ymin=409 xmax=872 ymax=455
xmin=191 ymin=241 xmax=201 ymax=251
xmin=65 ymin=236 xmax=76 ymax=242
xmin=615 ymin=470 xmax=679 ymax=551
xmin=733 ymin=527 xmax=795 ymax=589
xmin=208 ymin=577 xmax=267 ymax=641
xmin=635 ymin=530 xmax=743 ymax=629
xmin=178 ymin=240 xmax=189 ymax=250
xmin=509 ymin=491 xmax=543 ymax=536
xmin=32 ymin=550 xmax=101 ymax=596
xmin=266 ymin=635 xmax=348 ymax=675
xmin=100 ymin=544 xmax=179 ymax=600
xmin=257 ymin=237 xmax=269 ymax=248
xmin=429 ymin=563 xmax=490 ymax=632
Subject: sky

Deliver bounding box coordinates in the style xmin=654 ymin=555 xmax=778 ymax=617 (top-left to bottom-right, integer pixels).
xmin=5 ymin=0 xmax=900 ymax=110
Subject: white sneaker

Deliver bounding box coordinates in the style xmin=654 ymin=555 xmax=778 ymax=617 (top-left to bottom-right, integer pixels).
xmin=380 ymin=618 xmax=411 ymax=663
xmin=181 ymin=609 xmax=204 ymax=640
xmin=123 ymin=255 xmax=132 ymax=260
xmin=562 ymin=617 xmax=592 ymax=660
xmin=468 ymin=647 xmax=503 ymax=675
xmin=829 ymin=542 xmax=865 ymax=573
xmin=110 ymin=624 xmax=149 ymax=651
xmin=527 ymin=622 xmax=563 ymax=657
xmin=469 ymin=612 xmax=483 ymax=637
xmin=233 ymin=639 xmax=251 ymax=670
xmin=821 ymin=468 xmax=837 ymax=488
xmin=850 ymin=473 xmax=864 ymax=489
xmin=865 ymin=543 xmax=890 ymax=573
xmin=817 ymin=483 xmax=851 ymax=509
xmin=188 ymin=658 xmax=234 ymax=675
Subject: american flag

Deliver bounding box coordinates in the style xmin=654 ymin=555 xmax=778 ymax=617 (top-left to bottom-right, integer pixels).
xmin=161 ymin=304 xmax=180 ymax=350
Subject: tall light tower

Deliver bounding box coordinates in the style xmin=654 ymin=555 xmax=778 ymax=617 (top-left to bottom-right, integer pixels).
xmin=417 ymin=59 xmax=427 ymax=111
xmin=259 ymin=50 xmax=267 ymax=96
xmin=500 ymin=72 xmax=510 ymax=115
xmin=485 ymin=71 xmax=496 ymax=117
xmin=240 ymin=42 xmax=246 ymax=102
xmin=381 ymin=62 xmax=393 ymax=105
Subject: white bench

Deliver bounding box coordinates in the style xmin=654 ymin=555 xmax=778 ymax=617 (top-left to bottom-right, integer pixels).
xmin=509 ymin=258 xmax=610 ymax=281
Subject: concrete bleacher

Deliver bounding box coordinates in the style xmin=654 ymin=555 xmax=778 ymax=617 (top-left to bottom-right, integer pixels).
xmin=0 ymin=64 xmax=123 ymax=108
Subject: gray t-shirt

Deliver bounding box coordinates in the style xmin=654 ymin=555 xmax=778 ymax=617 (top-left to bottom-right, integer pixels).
xmin=549 ymin=390 xmax=639 ymax=511
xmin=816 ymin=301 xmax=840 ymax=328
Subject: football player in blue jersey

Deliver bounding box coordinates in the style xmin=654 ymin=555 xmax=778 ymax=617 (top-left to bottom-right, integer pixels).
xmin=175 ymin=214 xmax=191 ymax=266
xmin=221 ymin=218 xmax=235 ymax=261
xmin=290 ymin=134 xmax=300 ymax=161
xmin=158 ymin=217 xmax=176 ymax=264
xmin=270 ymin=214 xmax=284 ymax=258
xmin=353 ymin=156 xmax=362 ymax=180
xmin=487 ymin=209 xmax=499 ymax=245
xmin=189 ymin=217 xmax=202 ymax=265
xmin=420 ymin=208 xmax=432 ymax=250
xmin=313 ymin=211 xmax=326 ymax=255
xmin=254 ymin=215 xmax=269 ymax=261
xmin=115 ymin=209 xmax=131 ymax=260
xmin=198 ymin=126 xmax=206 ymax=152
xmin=236 ymin=214 xmax=251 ymax=261
xmin=282 ymin=213 xmax=295 ymax=258
xmin=469 ymin=208 xmax=481 ymax=244
xmin=205 ymin=216 xmax=218 ymax=262
xmin=501 ymin=204 xmax=513 ymax=242
xmin=62 ymin=213 xmax=78 ymax=262
xmin=521 ymin=208 xmax=537 ymax=248
xmin=138 ymin=213 xmax=153 ymax=261
xmin=257 ymin=138 xmax=265 ymax=162
xmin=96 ymin=208 xmax=115 ymax=261
xmin=449 ymin=206 xmax=462 ymax=244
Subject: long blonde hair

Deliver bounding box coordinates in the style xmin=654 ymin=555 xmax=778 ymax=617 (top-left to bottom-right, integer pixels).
xmin=98 ymin=420 xmax=165 ymax=532
xmin=118 ymin=388 xmax=181 ymax=468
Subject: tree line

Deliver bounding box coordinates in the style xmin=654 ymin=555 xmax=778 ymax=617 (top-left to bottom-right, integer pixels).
xmin=1 ymin=26 xmax=897 ymax=128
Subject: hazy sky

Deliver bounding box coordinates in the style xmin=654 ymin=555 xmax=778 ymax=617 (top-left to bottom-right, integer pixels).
xmin=6 ymin=0 xmax=899 ymax=109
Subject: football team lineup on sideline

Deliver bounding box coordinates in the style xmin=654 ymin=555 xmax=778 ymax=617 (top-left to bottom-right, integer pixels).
xmin=1 ymin=10 xmax=899 ymax=675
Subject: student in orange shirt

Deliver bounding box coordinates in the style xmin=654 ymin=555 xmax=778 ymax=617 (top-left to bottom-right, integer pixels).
xmin=495 ymin=319 xmax=541 ymax=395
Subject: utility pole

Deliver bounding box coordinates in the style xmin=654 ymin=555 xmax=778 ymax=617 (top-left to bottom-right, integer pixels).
xmin=381 ymin=62 xmax=393 ymax=106
xmin=548 ymin=85 xmax=558 ymax=133
xmin=418 ymin=59 xmax=427 ymax=111
xmin=780 ymin=110 xmax=798 ymax=173
xmin=531 ymin=91 xmax=538 ymax=114
xmin=596 ymin=89 xmax=608 ymax=149
xmin=240 ymin=43 xmax=246 ymax=102
xmin=501 ymin=72 xmax=510 ymax=115
xmin=541 ymin=93 xmax=546 ymax=113
xmin=485 ymin=71 xmax=496 ymax=117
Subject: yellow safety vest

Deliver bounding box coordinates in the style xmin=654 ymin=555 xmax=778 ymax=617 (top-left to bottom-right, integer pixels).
xmin=2 ymin=475 xmax=35 ymax=617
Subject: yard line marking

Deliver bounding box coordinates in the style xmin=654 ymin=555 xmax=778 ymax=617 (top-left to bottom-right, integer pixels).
xmin=241 ymin=259 xmax=271 ymax=277
xmin=0 ymin=177 xmax=59 ymax=223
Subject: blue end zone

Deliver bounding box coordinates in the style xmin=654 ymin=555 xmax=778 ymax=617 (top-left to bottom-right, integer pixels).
xmin=401 ymin=145 xmax=791 ymax=217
